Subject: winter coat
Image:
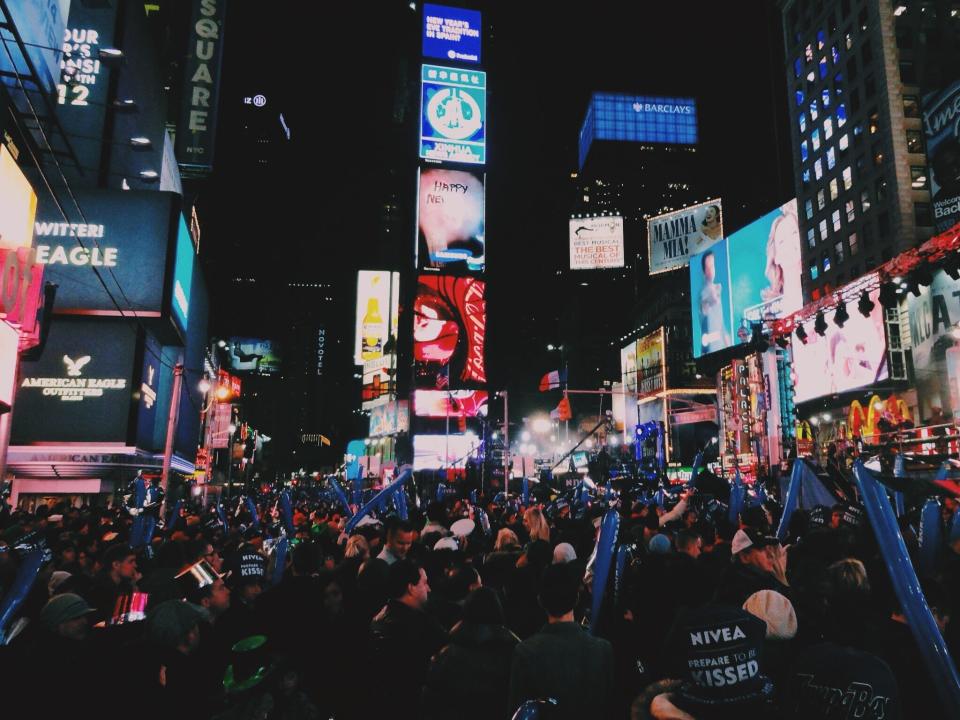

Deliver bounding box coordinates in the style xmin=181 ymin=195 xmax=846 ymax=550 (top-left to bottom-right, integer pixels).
xmin=422 ymin=621 xmax=520 ymax=720
xmin=713 ymin=561 xmax=789 ymax=608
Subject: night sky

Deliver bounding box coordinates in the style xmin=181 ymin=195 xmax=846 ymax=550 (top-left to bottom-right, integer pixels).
xmin=202 ymin=1 xmax=793 ymax=435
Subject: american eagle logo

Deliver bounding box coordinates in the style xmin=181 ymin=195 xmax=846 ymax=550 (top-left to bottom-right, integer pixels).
xmin=63 ymin=355 xmax=91 ymax=377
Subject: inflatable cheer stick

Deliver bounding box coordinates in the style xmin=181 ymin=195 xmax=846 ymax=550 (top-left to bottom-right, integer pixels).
xmin=344 ymin=467 xmax=413 ymax=534
xmin=853 ymin=460 xmax=960 ymax=716
xmin=0 ymin=547 xmax=44 ymax=645
xmin=776 ymin=459 xmax=804 ymax=541
xmin=244 ymin=496 xmax=261 ymax=532
xmin=328 ymin=477 xmax=352 ymax=517
xmin=918 ymin=498 xmax=941 ymax=579
xmin=590 ymin=509 xmax=620 ymax=636
xmin=279 ymin=490 xmax=294 ymax=535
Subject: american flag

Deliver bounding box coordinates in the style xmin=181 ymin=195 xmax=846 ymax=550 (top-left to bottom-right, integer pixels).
xmin=437 ymin=364 xmax=450 ymax=389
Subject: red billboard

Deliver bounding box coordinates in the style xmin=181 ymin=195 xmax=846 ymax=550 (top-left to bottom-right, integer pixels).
xmin=414 ymin=275 xmax=486 ymax=387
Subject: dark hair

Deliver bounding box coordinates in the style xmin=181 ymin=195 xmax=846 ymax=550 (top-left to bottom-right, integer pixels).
xmin=386 ymin=559 xmax=422 ymax=600
xmin=676 ymin=530 xmax=702 ymax=553
xmin=291 ymin=541 xmax=319 ymax=575
xmin=426 ymin=501 xmax=447 ymax=524
xmin=701 ymin=250 xmax=715 ymax=271
xmin=462 ymin=586 xmax=504 ymax=625
xmin=102 ymin=543 xmax=136 ymax=567
xmin=538 ymin=563 xmax=580 ymax=618
xmin=385 ymin=517 xmax=415 ymax=539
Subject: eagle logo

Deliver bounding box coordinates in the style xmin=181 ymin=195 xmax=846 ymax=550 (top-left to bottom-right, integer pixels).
xmin=63 ymin=355 xmax=91 ymax=377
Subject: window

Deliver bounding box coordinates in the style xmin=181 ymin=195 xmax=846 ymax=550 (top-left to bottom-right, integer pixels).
xmin=835 ymin=240 xmax=845 ymax=263
xmin=803 ymin=169 xmax=811 ymax=187
xmin=830 ymin=177 xmax=839 ymax=200
xmin=843 ymin=166 xmax=853 ymax=189
xmin=794 ymin=57 xmax=803 ymax=78
xmin=906 ymin=129 xmax=923 ymax=153
xmin=845 ymin=31 xmax=853 ymax=50
xmin=823 ymin=254 xmax=832 ymax=272
xmin=875 ymin=177 xmax=887 ymax=202
xmin=832 ymin=209 xmax=842 ymax=232
xmin=846 ymin=199 xmax=856 ymax=222
xmin=868 ymin=111 xmax=879 ymax=134
xmin=837 ymin=103 xmax=847 ymax=127
xmin=805 ymin=198 xmax=814 ymax=219
xmin=911 ymin=166 xmax=929 ymax=189
xmin=865 ymin=75 xmax=876 ymax=98
xmin=819 ymin=56 xmax=829 ymax=79
xmin=811 ymin=264 xmax=820 ymax=280
xmin=861 ymin=39 xmax=872 ymax=64
xmin=900 ymin=62 xmax=916 ymax=85
xmin=861 ymin=189 xmax=871 ymax=213
xmin=832 ymin=44 xmax=840 ymax=64
xmin=796 ymin=89 xmax=805 ymax=107
xmin=839 ymin=133 xmax=850 ymax=151
xmin=878 ymin=211 xmax=890 ymax=237
xmin=849 ymin=232 xmax=859 ymax=255
xmin=827 ymin=146 xmax=837 ymax=170
xmin=817 ymin=188 xmax=826 ymax=210
xmin=850 ymin=85 xmax=861 ymax=112
xmin=801 ymin=140 xmax=809 ymax=162
xmin=858 ymin=8 xmax=867 ymax=32
xmin=835 ymin=74 xmax=844 ymax=95
xmin=808 ymin=227 xmax=817 ymax=248
xmin=819 ymin=218 xmax=829 ymax=239
xmin=847 ymin=55 xmax=858 ymax=81
xmin=806 ymin=44 xmax=814 ymax=63
xmin=810 ymin=99 xmax=819 ymax=121
xmin=824 ymin=117 xmax=834 ymax=139
xmin=812 ymin=129 xmax=821 ymax=151
xmin=873 ymin=143 xmax=884 ymax=166
xmin=822 ymin=87 xmax=831 ymax=107
xmin=815 ymin=158 xmax=824 ymax=180
xmin=863 ymin=225 xmax=873 ymax=247
xmin=903 ymin=95 xmax=920 ymax=118
xmin=817 ymin=30 xmax=826 ymax=50
xmin=807 ymin=70 xmax=816 ymax=83
xmin=915 ymin=202 xmax=932 ymax=226
xmin=799 ymin=112 xmax=807 ymax=133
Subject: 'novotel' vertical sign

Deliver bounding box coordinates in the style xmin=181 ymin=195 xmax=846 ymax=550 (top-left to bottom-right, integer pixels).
xmin=176 ymin=0 xmax=228 ymax=176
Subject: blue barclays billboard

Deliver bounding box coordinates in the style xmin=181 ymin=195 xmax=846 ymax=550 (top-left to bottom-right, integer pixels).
xmin=579 ymin=94 xmax=698 ymax=169
xmin=422 ymin=4 xmax=481 ymax=65
xmin=420 ymin=64 xmax=486 ymax=165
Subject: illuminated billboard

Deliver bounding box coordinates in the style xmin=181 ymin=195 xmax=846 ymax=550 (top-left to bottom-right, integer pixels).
xmin=792 ymin=285 xmax=888 ymax=404
xmin=33 ymin=190 xmax=180 ymax=316
xmin=569 ymin=216 xmax=624 ymax=270
xmin=690 ymin=200 xmax=802 ymax=358
xmin=414 ymin=389 xmax=488 ymax=418
xmin=355 ymin=271 xmax=400 ymax=365
xmin=171 ymin=214 xmax=195 ymax=335
xmin=417 ymin=167 xmax=485 ymax=272
xmin=413 ymin=432 xmax=481 ymax=470
xmin=0 ymin=0 xmax=70 ymax=96
xmin=579 ymin=93 xmax=698 ymax=170
xmin=922 ymin=81 xmax=960 ymax=233
xmin=621 ymin=340 xmax=637 ymax=395
xmin=370 ymin=400 xmax=410 ymax=437
xmin=226 ymin=339 xmax=281 ymax=375
xmin=414 ymin=275 xmax=486 ymax=387
xmin=636 ymin=328 xmax=666 ymax=400
xmin=647 ymin=200 xmax=723 ymax=275
xmin=420 ymin=64 xmax=486 ymax=165
xmin=12 ymin=318 xmax=139 ymax=444
xmin=422 ymin=4 xmax=481 ymax=64
xmin=0 ymin=144 xmax=37 ymax=251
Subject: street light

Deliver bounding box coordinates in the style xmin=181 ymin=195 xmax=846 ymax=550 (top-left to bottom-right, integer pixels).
xmin=521 ymin=430 xmax=531 ymax=442
xmin=198 ymin=378 xmax=211 ymax=394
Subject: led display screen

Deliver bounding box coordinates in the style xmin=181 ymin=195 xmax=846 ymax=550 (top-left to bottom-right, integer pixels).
xmin=690 ymin=200 xmax=802 ymax=358
xmin=417 ymin=167 xmax=485 ymax=272
xmin=636 ymin=328 xmax=666 ymax=400
xmin=922 ymin=80 xmax=960 ymax=233
xmin=413 ymin=432 xmax=480 ymax=470
xmin=355 ymin=271 xmax=400 ymax=365
xmin=0 ymin=144 xmax=37 ymax=251
xmin=420 ymin=64 xmax=486 ymax=165
xmin=369 ymin=400 xmax=410 ymax=437
xmin=171 ymin=214 xmax=195 ymax=335
xmin=646 ymin=200 xmax=723 ymax=275
xmin=414 ymin=275 xmax=486 ymax=387
xmin=569 ymin=216 xmax=624 ymax=270
xmin=422 ymin=4 xmax=481 ymax=64
xmin=791 ymin=286 xmax=888 ymax=403
xmin=413 ymin=389 xmax=488 ymax=418
xmin=225 ymin=338 xmax=281 ymax=375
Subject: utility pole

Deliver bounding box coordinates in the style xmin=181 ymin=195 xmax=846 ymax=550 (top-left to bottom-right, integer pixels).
xmin=160 ymin=363 xmax=184 ymax=515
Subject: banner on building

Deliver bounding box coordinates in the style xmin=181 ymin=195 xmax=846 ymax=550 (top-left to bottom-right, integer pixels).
xmin=647 ymin=200 xmax=723 ymax=275
xmin=569 ymin=216 xmax=624 ymax=270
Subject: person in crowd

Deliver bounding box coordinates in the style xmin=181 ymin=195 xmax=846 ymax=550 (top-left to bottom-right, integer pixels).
xmin=86 ymin=543 xmax=140 ymax=624
xmin=377 ymin=517 xmax=416 ymax=565
xmin=715 ymin=528 xmax=789 ymax=606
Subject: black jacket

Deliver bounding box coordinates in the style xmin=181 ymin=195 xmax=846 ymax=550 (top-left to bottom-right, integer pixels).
xmin=714 ymin=561 xmax=789 ymax=607
xmin=423 ymin=621 xmax=520 ymax=720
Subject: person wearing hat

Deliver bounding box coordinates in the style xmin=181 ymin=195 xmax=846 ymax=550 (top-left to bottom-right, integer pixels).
xmin=217 ymin=547 xmax=267 ymax=651
xmin=424 ymin=587 xmax=521 ymax=720
xmin=509 ymin=563 xmax=614 ymax=719
xmin=714 ymin=528 xmax=789 ymax=607
xmin=147 ymin=599 xmax=217 ymax=720
xmin=632 ymin=605 xmax=777 ymax=720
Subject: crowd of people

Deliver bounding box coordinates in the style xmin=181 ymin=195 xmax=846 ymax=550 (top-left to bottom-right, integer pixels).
xmin=0 ymin=468 xmax=958 ymax=719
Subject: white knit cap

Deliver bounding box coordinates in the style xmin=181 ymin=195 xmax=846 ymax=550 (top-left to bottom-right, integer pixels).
xmin=743 ymin=589 xmax=798 ymax=640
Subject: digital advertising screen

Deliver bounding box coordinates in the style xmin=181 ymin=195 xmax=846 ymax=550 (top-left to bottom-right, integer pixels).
xmin=0 ymin=144 xmax=37 ymax=251
xmin=646 ymin=200 xmax=723 ymax=275
xmin=226 ymin=338 xmax=281 ymax=375
xmin=33 ymin=190 xmax=179 ymax=315
xmin=690 ymin=200 xmax=801 ymax=358
xmin=369 ymin=400 xmax=410 ymax=437
xmin=922 ymin=80 xmax=960 ymax=233
xmin=417 ymin=167 xmax=485 ymax=272
xmin=11 ymin=318 xmax=139 ymax=444
xmin=413 ymin=389 xmax=488 ymax=418
xmin=414 ymin=275 xmax=486 ymax=387
xmin=420 ymin=64 xmax=486 ymax=165
xmin=569 ymin=216 xmax=624 ymax=270
xmin=171 ymin=214 xmax=195 ymax=335
xmin=791 ymin=286 xmax=888 ymax=404
xmin=621 ymin=340 xmax=637 ymax=394
xmin=422 ymin=4 xmax=481 ymax=64
xmin=636 ymin=328 xmax=666 ymax=400
xmin=355 ymin=271 xmax=400 ymax=366
xmin=413 ymin=432 xmax=481 ymax=470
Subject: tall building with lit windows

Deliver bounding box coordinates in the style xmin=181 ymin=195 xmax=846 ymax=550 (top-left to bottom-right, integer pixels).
xmin=779 ymin=0 xmax=960 ymax=302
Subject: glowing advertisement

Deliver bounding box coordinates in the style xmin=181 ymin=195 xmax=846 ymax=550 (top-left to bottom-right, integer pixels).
xmin=791 ymin=286 xmax=888 ymax=404
xmin=922 ymin=80 xmax=960 ymax=233
xmin=422 ymin=4 xmax=481 ymax=64
xmin=0 ymin=0 xmax=70 ymax=95
xmin=414 ymin=275 xmax=485 ymax=387
xmin=417 ymin=167 xmax=485 ymax=272
xmin=569 ymin=216 xmax=624 ymax=270
xmin=690 ymin=200 xmax=802 ymax=358
xmin=12 ymin=319 xmax=138 ymax=444
xmin=0 ymin=144 xmax=37 ymax=251
xmin=354 ymin=271 xmax=400 ymax=365
xmin=226 ymin=339 xmax=281 ymax=375
xmin=413 ymin=432 xmax=480 ymax=470
xmin=906 ymin=269 xmax=960 ymax=418
xmin=413 ymin=389 xmax=488 ymax=418
xmin=172 ymin=214 xmax=195 ymax=335
xmin=621 ymin=340 xmax=638 ymax=394
xmin=420 ymin=64 xmax=486 ymax=165
xmin=647 ymin=200 xmax=723 ymax=275
xmin=0 ymin=322 xmax=19 ymax=407
xmin=369 ymin=400 xmax=410 ymax=437
xmin=636 ymin=328 xmax=666 ymax=400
